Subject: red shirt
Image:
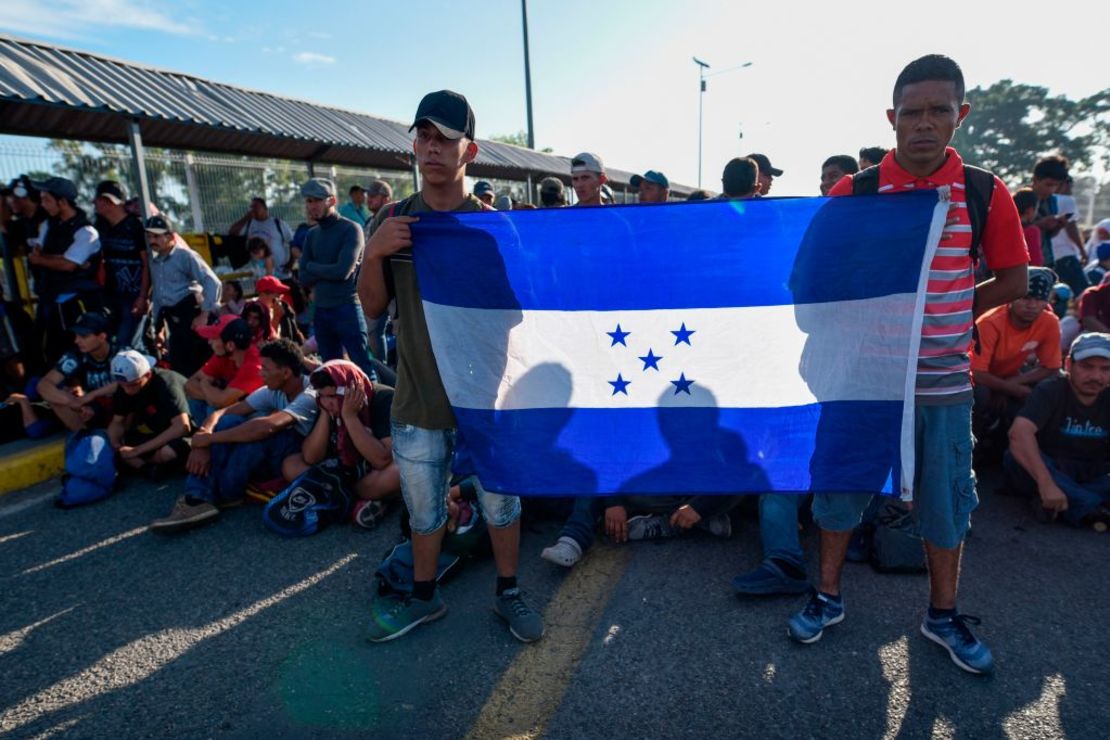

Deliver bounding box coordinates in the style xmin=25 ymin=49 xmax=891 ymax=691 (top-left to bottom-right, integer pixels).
xmin=1079 ymin=283 xmax=1110 ymax=328
xmin=200 ymin=344 xmax=264 ymax=396
xmin=829 ymin=148 xmax=1028 ymax=402
xmin=1023 ymin=224 xmax=1044 ymax=267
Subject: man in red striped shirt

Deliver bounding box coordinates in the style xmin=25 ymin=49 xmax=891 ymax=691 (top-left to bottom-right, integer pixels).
xmin=787 ymin=54 xmax=1028 ymax=675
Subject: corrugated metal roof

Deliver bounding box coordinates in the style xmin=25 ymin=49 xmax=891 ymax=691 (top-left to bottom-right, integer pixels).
xmin=0 ymin=35 xmax=693 ymax=195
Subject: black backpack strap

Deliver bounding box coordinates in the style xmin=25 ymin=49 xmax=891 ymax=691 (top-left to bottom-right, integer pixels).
xmin=962 ymin=165 xmax=995 ymax=263
xmin=851 ymin=165 xmax=881 ymax=195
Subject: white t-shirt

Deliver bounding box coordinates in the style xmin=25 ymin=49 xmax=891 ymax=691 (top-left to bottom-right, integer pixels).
xmin=246 ymin=217 xmax=294 ymax=278
xmin=1049 ymin=194 xmax=1082 ymax=261
xmin=244 ymin=377 xmax=317 ymax=436
xmin=1087 ymin=218 xmax=1110 ymax=263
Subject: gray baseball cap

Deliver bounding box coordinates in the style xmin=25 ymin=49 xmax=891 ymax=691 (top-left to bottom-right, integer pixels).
xmin=1070 ymin=333 xmax=1110 ymax=361
xmin=301 ymin=178 xmax=336 ymax=199
xmin=571 ymin=152 xmax=605 ymax=174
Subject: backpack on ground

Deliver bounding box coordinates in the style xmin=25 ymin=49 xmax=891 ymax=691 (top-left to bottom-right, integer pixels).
xmin=375 ymin=500 xmax=488 ymax=596
xmin=57 ymin=430 xmax=117 ymax=508
xmin=262 ymin=460 xmax=354 ymax=537
xmin=869 ymin=500 xmax=928 ymax=574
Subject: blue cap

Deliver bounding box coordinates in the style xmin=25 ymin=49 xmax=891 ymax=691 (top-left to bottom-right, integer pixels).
xmin=1070 ymin=332 xmax=1110 ymax=361
xmin=630 ymin=170 xmax=670 ymax=189
xmin=474 ymin=181 xmax=494 ymax=197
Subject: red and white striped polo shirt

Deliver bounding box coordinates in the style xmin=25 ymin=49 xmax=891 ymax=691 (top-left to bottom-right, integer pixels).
xmin=829 ymin=147 xmax=1028 ymax=404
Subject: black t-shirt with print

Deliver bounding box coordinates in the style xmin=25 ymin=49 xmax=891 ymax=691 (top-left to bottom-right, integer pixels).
xmin=1018 ymin=375 xmax=1110 ymax=462
xmin=95 ymin=213 xmax=147 ymax=294
xmin=54 ymin=342 xmax=117 ymax=391
xmin=112 ymin=368 xmax=191 ymax=441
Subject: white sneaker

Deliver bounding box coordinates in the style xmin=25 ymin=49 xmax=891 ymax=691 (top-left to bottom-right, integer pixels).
xmin=540 ymin=536 xmax=583 ymax=567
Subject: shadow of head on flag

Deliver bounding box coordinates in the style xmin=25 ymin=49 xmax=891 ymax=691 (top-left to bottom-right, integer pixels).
xmin=414 ymin=194 xmax=945 ymax=498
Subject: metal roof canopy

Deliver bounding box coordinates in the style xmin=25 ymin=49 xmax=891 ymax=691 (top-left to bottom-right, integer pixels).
xmin=0 ymin=35 xmax=693 ymax=196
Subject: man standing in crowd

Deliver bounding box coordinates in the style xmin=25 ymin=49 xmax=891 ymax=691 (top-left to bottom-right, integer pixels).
xmin=185 ymin=315 xmax=264 ymax=412
xmin=27 ymin=177 xmax=102 ymax=365
xmin=570 ymin=153 xmax=608 ymax=207
xmin=1032 ymin=157 xmax=1087 ymax=294
xmin=745 ymin=153 xmax=782 ymax=195
xmin=819 ymin=155 xmax=860 ymax=195
xmin=473 ymin=180 xmax=496 ymax=207
xmin=363 ymin=179 xmax=395 ymax=363
xmin=364 ymin=180 xmax=394 ymax=216
xmin=36 ymin=312 xmax=117 ymax=431
xmin=1 ymin=176 xmax=47 ymax=373
xmin=107 ymin=349 xmax=192 ymax=477
xmin=538 ymin=177 xmax=567 ymax=207
xmin=153 ymin=338 xmax=317 ymax=533
xmin=790 ymin=54 xmax=1028 ymax=675
xmin=971 ymin=267 xmax=1061 ymax=448
xmin=147 ymin=215 xmax=221 ymax=377
xmin=358 ymin=89 xmax=543 ymax=643
xmin=1006 ymin=333 xmax=1110 ymax=528
xmin=720 ymin=157 xmax=760 ymax=200
xmin=630 ymin=170 xmax=670 ymax=203
xmin=229 ymin=197 xmax=294 ymax=278
xmin=298 ymin=178 xmax=379 ymax=380
xmin=338 ymin=185 xmax=371 ymax=228
xmin=93 ymin=180 xmax=149 ymax=346
xmin=859 ymin=146 xmax=888 ymax=169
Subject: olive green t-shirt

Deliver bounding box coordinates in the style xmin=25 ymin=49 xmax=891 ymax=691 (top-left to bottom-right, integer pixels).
xmin=367 ymin=193 xmax=486 ymax=429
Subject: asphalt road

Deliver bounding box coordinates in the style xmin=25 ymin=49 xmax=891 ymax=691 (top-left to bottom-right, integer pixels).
xmin=0 ymin=468 xmax=1105 ymax=739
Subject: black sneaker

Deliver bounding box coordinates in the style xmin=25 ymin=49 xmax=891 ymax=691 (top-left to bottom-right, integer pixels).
xmin=495 ymin=588 xmax=544 ymax=643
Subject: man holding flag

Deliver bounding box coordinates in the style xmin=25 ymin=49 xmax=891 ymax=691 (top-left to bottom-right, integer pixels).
xmin=789 ymin=54 xmax=1028 ymax=674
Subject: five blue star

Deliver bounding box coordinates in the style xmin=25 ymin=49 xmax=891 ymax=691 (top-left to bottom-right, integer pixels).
xmin=670 ymin=373 xmax=695 ymax=395
xmin=671 ymin=323 xmax=696 ymax=346
xmin=609 ymin=373 xmax=631 ymax=395
xmin=638 ymin=348 xmax=662 ymax=371
xmin=607 ymin=324 xmax=631 ymax=347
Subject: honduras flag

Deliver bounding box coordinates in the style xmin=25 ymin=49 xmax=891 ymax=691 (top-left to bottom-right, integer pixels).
xmin=411 ymin=190 xmax=947 ymax=499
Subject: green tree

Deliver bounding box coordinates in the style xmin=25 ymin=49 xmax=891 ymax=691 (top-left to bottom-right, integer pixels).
xmin=952 ymin=81 xmax=1110 ymax=187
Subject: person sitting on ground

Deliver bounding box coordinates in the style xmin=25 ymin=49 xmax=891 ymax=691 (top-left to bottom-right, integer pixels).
xmin=1084 ymin=242 xmax=1110 ymax=287
xmin=1013 ymin=188 xmax=1044 ymax=267
xmin=107 ymin=349 xmax=191 ymax=477
xmin=241 ymin=300 xmax=275 ymax=345
xmin=36 ymin=312 xmax=118 ymax=432
xmin=819 ymin=155 xmax=860 ymax=196
xmin=184 ymin=316 xmax=264 ymax=418
xmin=1005 ymin=332 xmax=1110 ymax=528
xmin=255 ymin=275 xmax=306 ymax=344
xmin=1077 ymin=275 xmax=1110 ymax=333
xmin=282 ymin=360 xmax=400 ymax=528
xmin=151 ymin=338 xmax=319 ymax=533
xmin=719 ymin=157 xmax=760 ymax=200
xmin=220 ymin=280 xmax=245 ymax=316
xmin=247 ymin=237 xmax=274 ymax=280
xmin=971 ymin=267 xmax=1062 ymax=449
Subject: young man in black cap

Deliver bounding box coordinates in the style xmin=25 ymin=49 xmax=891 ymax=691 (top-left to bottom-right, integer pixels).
xmin=570 ymin=153 xmax=608 ymax=206
xmin=94 ymin=180 xmax=149 ymax=346
xmin=745 ymin=153 xmax=782 ymax=195
xmin=630 ymin=170 xmax=670 ymax=204
xmin=36 ymin=311 xmax=118 ymax=431
xmin=27 ymin=177 xmax=103 ymax=366
xmin=358 ymin=89 xmax=544 ymax=644
xmin=338 ymin=184 xmax=371 ymax=228
xmin=473 ymin=180 xmax=496 ymax=207
xmin=538 ymin=177 xmax=567 ymax=207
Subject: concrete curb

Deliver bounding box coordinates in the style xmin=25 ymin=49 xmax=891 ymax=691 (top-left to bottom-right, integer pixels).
xmin=0 ymin=437 xmax=65 ymax=496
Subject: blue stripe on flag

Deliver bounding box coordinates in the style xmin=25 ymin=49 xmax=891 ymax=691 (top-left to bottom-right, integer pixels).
xmin=412 ymin=191 xmax=939 ymax=311
xmin=453 ymin=400 xmax=901 ymax=496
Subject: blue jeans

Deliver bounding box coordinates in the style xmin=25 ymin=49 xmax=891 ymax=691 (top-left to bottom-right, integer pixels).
xmin=559 ymin=497 xmax=605 ymax=549
xmin=391 ymin=422 xmax=520 ymax=535
xmin=1003 ymin=450 xmax=1110 ymax=526
xmin=185 ymin=415 xmax=302 ymax=504
xmin=759 ymin=493 xmax=806 ymax=567
xmin=314 ymin=303 xmax=377 ymax=381
xmin=813 ymin=403 xmax=977 ymax=549
xmin=110 ymin=292 xmax=141 ymax=349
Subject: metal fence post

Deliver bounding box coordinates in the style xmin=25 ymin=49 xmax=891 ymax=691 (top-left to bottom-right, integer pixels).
xmin=183 ymin=153 xmax=205 ymax=232
xmin=127 ymin=119 xmax=153 ymax=219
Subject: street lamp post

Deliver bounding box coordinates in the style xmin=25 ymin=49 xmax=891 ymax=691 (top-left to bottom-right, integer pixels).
xmin=522 ymin=0 xmax=536 ymax=149
xmin=693 ymin=58 xmax=753 ymax=188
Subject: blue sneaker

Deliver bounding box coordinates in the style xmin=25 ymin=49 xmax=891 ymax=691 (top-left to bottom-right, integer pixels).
xmin=367 ymin=591 xmax=447 ymax=643
xmin=732 ymin=559 xmax=809 ymax=596
xmin=920 ymin=612 xmax=994 ymax=674
xmin=787 ymin=590 xmax=845 ymax=644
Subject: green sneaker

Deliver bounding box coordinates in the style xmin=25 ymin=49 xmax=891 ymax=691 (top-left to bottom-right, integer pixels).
xmin=495 ymin=587 xmax=545 ymax=643
xmin=367 ymin=591 xmax=447 ymax=643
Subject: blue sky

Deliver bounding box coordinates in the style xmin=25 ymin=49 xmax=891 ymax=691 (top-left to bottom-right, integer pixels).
xmin=1 ymin=0 xmax=1108 ymax=195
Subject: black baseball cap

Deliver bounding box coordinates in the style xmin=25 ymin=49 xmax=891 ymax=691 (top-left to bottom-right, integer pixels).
xmin=409 ymin=90 xmax=475 ymax=140
xmin=95 ymin=180 xmax=126 ymax=204
xmin=8 ymin=176 xmax=37 ymax=199
xmin=31 ymin=177 xmax=78 ymax=202
xmin=73 ymin=312 xmax=111 ymax=336
xmin=220 ymin=318 xmax=253 ymax=348
xmin=746 ymin=153 xmax=783 ymax=177
xmin=144 ymin=214 xmax=174 ymax=234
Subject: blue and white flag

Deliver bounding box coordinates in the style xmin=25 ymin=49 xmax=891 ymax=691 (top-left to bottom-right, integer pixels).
xmin=411 ymin=191 xmax=947 ymax=498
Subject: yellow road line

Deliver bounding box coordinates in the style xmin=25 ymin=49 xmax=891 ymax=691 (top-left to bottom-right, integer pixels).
xmin=0 ymin=439 xmax=65 ymax=496
xmin=465 ymin=544 xmax=631 ymax=740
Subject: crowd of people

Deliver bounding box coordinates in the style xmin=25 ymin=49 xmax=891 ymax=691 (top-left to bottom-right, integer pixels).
xmin=1 ymin=52 xmax=1109 ymax=674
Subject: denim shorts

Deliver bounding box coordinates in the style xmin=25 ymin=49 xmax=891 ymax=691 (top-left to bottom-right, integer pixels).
xmin=391 ymin=422 xmax=521 ymax=535
xmin=812 ymin=402 xmax=977 ymax=549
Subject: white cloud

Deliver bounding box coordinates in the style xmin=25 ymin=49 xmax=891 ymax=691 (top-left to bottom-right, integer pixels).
xmin=292 ymin=51 xmax=336 ymax=66
xmin=0 ymin=0 xmax=193 ymax=40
